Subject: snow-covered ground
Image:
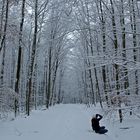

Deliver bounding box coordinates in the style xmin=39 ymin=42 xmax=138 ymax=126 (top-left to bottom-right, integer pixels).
xmin=0 ymin=104 xmax=140 ymax=140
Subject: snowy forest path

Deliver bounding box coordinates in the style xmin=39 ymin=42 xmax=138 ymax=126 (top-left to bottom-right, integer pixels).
xmin=0 ymin=104 xmax=116 ymax=140
xmin=38 ymin=104 xmax=113 ymax=140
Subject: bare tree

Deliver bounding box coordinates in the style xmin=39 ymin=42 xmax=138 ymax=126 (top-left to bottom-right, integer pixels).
xmin=0 ymin=0 xmax=9 ymax=86
xmin=26 ymin=0 xmax=38 ymax=116
xmin=14 ymin=0 xmax=26 ymax=117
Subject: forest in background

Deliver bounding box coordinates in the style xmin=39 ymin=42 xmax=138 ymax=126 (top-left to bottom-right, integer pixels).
xmin=0 ymin=0 xmax=140 ymax=123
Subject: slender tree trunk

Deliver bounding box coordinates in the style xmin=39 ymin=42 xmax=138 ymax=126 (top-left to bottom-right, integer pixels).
xmin=0 ymin=0 xmax=5 ymax=43
xmin=26 ymin=0 xmax=38 ymax=116
xmin=50 ymin=59 xmax=58 ymax=106
xmin=119 ymin=0 xmax=129 ymax=94
xmin=0 ymin=0 xmax=9 ymax=50
xmin=46 ymin=47 xmax=52 ymax=108
xmin=44 ymin=57 xmax=48 ymax=106
xmin=57 ymin=69 xmax=64 ymax=104
xmin=85 ymin=0 xmax=102 ymax=106
xmin=0 ymin=0 xmax=9 ymax=86
xmin=110 ymin=0 xmax=122 ymax=123
xmin=97 ymin=0 xmax=109 ymax=106
xmin=14 ymin=0 xmax=26 ymax=117
xmin=0 ymin=44 xmax=6 ymax=86
xmin=129 ymin=0 xmax=138 ymax=94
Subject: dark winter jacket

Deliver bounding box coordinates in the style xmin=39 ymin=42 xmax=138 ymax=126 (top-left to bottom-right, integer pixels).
xmin=91 ymin=114 xmax=103 ymax=132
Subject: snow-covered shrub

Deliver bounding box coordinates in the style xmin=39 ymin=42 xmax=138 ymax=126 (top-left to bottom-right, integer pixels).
xmin=103 ymin=94 xmax=140 ymax=121
xmin=0 ymin=87 xmax=18 ymax=119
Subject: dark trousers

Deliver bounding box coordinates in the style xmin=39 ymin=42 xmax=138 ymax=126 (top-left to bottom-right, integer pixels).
xmin=95 ymin=126 xmax=108 ymax=134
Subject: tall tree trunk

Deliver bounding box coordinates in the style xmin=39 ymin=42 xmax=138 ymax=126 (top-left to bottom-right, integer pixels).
xmin=57 ymin=68 xmax=64 ymax=104
xmin=46 ymin=47 xmax=52 ymax=108
xmin=26 ymin=0 xmax=38 ymax=116
xmin=50 ymin=59 xmax=58 ymax=106
xmin=0 ymin=0 xmax=5 ymax=43
xmin=120 ymin=0 xmax=129 ymax=92
xmin=0 ymin=0 xmax=9 ymax=86
xmin=44 ymin=57 xmax=48 ymax=106
xmin=85 ymin=0 xmax=103 ymax=107
xmin=97 ymin=0 xmax=109 ymax=106
xmin=14 ymin=0 xmax=26 ymax=117
xmin=110 ymin=0 xmax=122 ymax=123
xmin=129 ymin=0 xmax=138 ymax=94
xmin=0 ymin=0 xmax=9 ymax=51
